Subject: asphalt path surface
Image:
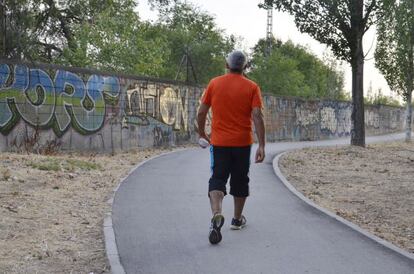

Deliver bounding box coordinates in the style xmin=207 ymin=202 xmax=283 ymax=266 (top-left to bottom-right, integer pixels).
xmin=112 ymin=133 xmax=414 ymax=274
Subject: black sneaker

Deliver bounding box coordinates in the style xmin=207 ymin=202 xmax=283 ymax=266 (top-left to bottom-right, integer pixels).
xmin=208 ymin=214 xmax=225 ymax=244
xmin=230 ymin=215 xmax=246 ymax=230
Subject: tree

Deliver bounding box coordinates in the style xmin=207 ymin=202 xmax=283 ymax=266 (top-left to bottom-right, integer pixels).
xmin=59 ymin=1 xmax=171 ymax=77
xmin=364 ymin=87 xmax=402 ymax=107
xmin=250 ymin=48 xmax=309 ymax=97
xmin=148 ymin=0 xmax=178 ymax=9
xmin=249 ymin=38 xmax=346 ymax=100
xmin=157 ymin=2 xmax=235 ymax=84
xmin=0 ymin=0 xmax=39 ymax=59
xmin=375 ymin=0 xmax=414 ymax=142
xmin=323 ymin=50 xmax=347 ymax=100
xmin=0 ymin=0 xmax=134 ymax=62
xmin=262 ymin=0 xmax=393 ymax=147
xmin=1 ymin=0 xmax=233 ymax=82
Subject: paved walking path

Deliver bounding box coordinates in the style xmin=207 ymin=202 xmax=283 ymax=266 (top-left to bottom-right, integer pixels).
xmin=112 ymin=133 xmax=414 ymax=274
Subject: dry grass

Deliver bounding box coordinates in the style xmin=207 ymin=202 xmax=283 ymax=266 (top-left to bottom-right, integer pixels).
xmin=0 ymin=147 xmax=187 ymax=273
xmin=280 ymin=141 xmax=414 ymax=254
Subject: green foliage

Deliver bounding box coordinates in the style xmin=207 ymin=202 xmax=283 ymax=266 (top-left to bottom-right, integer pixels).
xmin=249 ymin=49 xmax=307 ymax=97
xmin=156 ymin=2 xmax=235 ymax=83
xmin=261 ymin=0 xmax=392 ymax=62
xmin=375 ymin=0 xmax=414 ymax=102
xmin=1 ymin=0 xmax=128 ymax=61
xmin=59 ymin=1 xmax=170 ymax=77
xmin=2 ymin=0 xmax=233 ymax=84
xmin=364 ymin=95 xmax=401 ymax=107
xmin=28 ymin=158 xmax=101 ymax=172
xmin=323 ymin=51 xmax=348 ymax=101
xmin=29 ymin=159 xmax=61 ymax=171
xmin=147 ymin=0 xmax=178 ymax=9
xmin=249 ymin=39 xmax=346 ymax=100
xmin=65 ymin=159 xmax=102 ymax=171
xmin=0 ymin=0 xmax=39 ymax=59
xmin=364 ymin=86 xmax=401 ymax=107
xmin=375 ymin=0 xmax=413 ymax=141
xmin=261 ymin=0 xmax=393 ymax=146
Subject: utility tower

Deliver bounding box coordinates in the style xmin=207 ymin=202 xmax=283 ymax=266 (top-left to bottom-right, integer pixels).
xmin=175 ymin=0 xmax=197 ymax=84
xmin=265 ymin=5 xmax=274 ymax=57
xmin=175 ymin=46 xmax=197 ymax=84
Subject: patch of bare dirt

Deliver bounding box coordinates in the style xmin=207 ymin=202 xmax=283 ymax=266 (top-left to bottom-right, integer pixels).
xmin=280 ymin=141 xmax=414 ymax=254
xmin=0 ymin=147 xmax=190 ymax=273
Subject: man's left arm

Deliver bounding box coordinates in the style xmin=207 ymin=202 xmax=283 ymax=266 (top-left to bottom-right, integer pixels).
xmin=252 ymin=107 xmax=265 ymax=163
xmin=251 ymin=85 xmax=265 ymax=163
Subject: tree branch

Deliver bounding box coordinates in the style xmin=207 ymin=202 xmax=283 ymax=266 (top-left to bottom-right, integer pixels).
xmin=36 ymin=41 xmax=63 ymax=53
xmin=362 ymin=0 xmax=377 ymax=28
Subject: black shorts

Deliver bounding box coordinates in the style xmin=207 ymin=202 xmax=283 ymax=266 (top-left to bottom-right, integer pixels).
xmin=209 ymin=145 xmax=251 ymax=197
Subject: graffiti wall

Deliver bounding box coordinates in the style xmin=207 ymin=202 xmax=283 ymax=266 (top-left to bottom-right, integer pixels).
xmin=263 ymin=96 xmax=410 ymax=142
xmin=0 ymin=61 xmax=411 ymax=152
xmin=0 ymin=61 xmax=203 ymax=153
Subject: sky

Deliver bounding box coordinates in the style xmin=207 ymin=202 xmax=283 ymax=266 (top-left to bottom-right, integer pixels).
xmin=137 ymin=0 xmax=394 ymax=98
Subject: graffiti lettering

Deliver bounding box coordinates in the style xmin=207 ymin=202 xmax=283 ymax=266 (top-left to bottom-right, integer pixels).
xmin=125 ymin=85 xmax=189 ymax=131
xmin=320 ymin=107 xmax=337 ymax=133
xmin=153 ymin=126 xmax=170 ymax=147
xmin=295 ymin=106 xmax=319 ymax=126
xmin=336 ymin=108 xmax=352 ymax=134
xmin=127 ymin=83 xmax=158 ymax=118
xmin=0 ymin=64 xmax=120 ymax=136
xmin=0 ymin=61 xmax=409 ymax=152
xmin=365 ymin=110 xmax=380 ymax=129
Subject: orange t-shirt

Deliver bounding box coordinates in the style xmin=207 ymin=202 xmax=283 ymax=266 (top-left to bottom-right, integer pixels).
xmin=202 ymin=73 xmax=263 ymax=147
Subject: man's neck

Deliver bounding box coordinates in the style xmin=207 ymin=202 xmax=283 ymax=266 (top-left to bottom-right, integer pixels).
xmin=228 ymin=71 xmax=243 ymax=75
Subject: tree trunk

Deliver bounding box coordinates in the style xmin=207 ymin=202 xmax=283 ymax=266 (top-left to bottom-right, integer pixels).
xmin=350 ymin=38 xmax=366 ymax=147
xmin=407 ymin=0 xmax=414 ymax=142
xmin=349 ymin=0 xmax=365 ymax=147
xmin=406 ymin=91 xmax=413 ymax=142
xmin=0 ymin=2 xmax=5 ymax=57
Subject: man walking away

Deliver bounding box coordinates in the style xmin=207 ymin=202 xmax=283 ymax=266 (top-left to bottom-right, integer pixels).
xmin=197 ymin=50 xmax=266 ymax=245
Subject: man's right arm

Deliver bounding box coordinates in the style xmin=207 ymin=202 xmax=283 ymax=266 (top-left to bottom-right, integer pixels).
xmin=197 ymin=103 xmax=211 ymax=142
xmin=252 ymin=107 xmax=265 ymax=163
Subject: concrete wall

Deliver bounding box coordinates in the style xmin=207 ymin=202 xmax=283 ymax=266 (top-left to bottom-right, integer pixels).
xmin=263 ymin=96 xmax=410 ymax=142
xmin=0 ymin=61 xmax=203 ymax=153
xmin=0 ymin=61 xmax=411 ymax=152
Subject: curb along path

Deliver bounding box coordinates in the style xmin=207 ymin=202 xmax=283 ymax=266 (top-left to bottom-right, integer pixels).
xmin=109 ymin=133 xmax=414 ymax=274
xmin=104 ymin=149 xmax=190 ymax=274
xmin=273 ymin=152 xmax=414 ymax=262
